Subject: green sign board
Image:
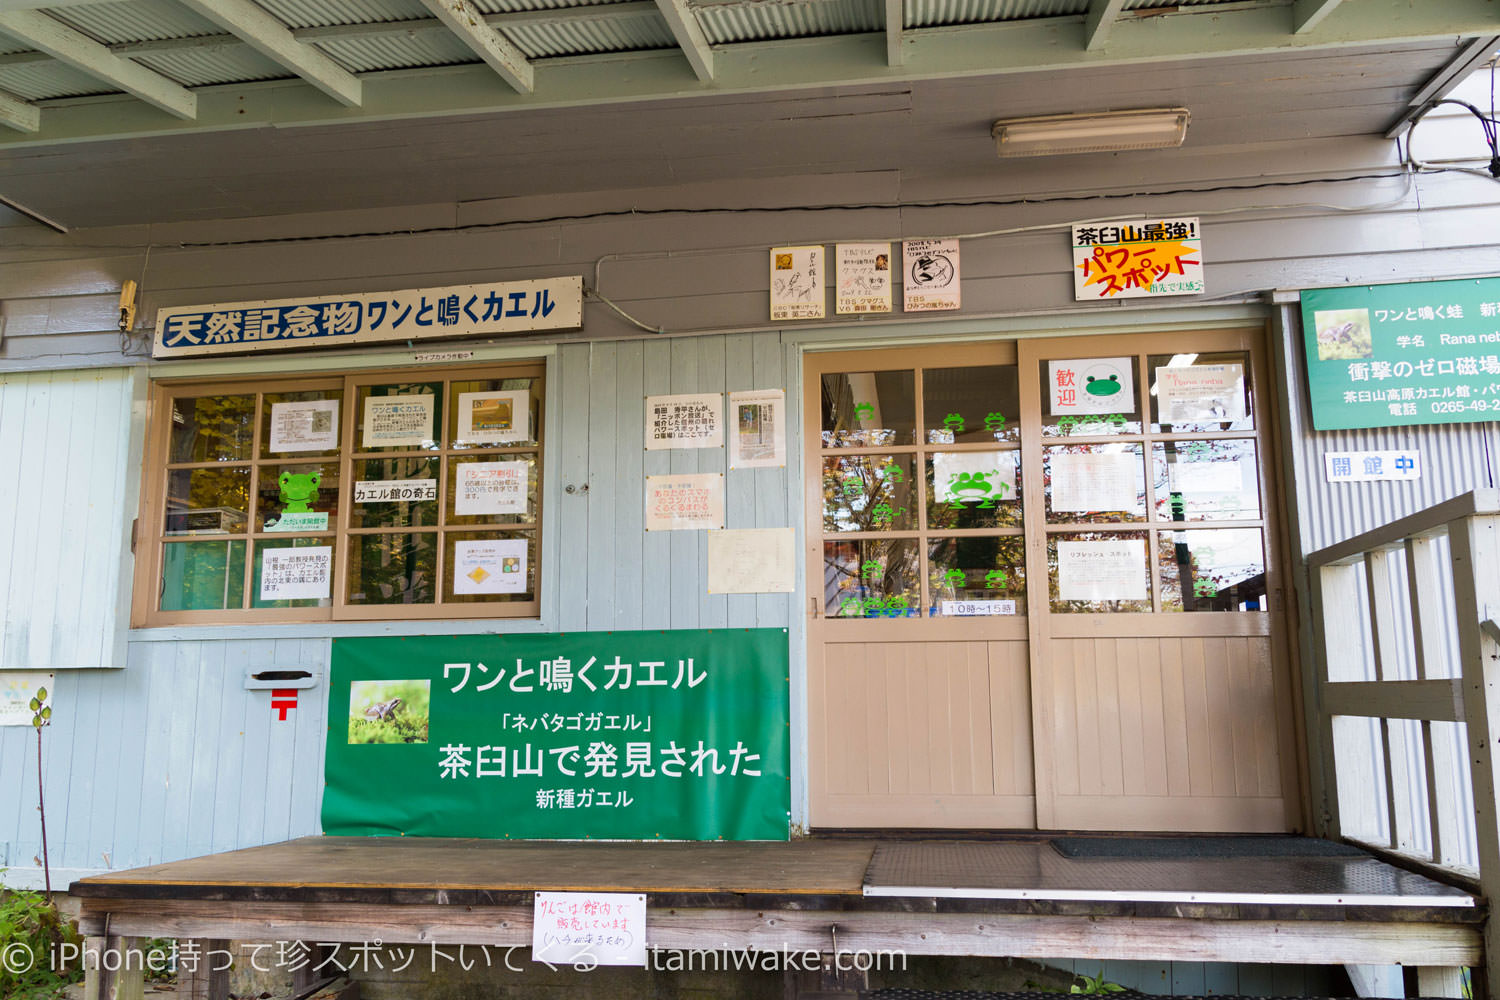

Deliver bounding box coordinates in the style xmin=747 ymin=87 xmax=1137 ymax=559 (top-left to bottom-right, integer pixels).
xmin=322 ymin=629 xmax=790 ymax=840
xmin=1301 ymin=276 xmax=1500 ymax=430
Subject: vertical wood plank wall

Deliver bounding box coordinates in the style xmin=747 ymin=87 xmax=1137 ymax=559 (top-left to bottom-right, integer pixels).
xmin=0 ymin=333 xmax=797 ymax=879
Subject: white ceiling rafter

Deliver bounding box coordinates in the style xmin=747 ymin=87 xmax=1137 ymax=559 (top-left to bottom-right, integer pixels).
xmin=172 ymin=0 xmax=362 ymax=107
xmin=886 ymin=0 xmax=903 ymax=67
xmin=0 ymin=8 xmax=195 ymax=119
xmin=1083 ymin=0 xmax=1128 ymax=51
xmin=0 ymin=87 xmax=38 ymax=132
xmin=653 ymin=0 xmax=714 ymax=82
xmin=417 ymin=0 xmax=533 ymax=95
xmin=1292 ymin=0 xmax=1344 ymax=34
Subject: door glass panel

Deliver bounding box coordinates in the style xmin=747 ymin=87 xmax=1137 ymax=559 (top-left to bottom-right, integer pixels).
xmin=927 ymin=536 xmax=1026 ymax=616
xmin=927 ymin=451 xmax=1021 ymax=529
xmin=1158 ymin=528 xmax=1267 ymax=612
xmin=824 ymin=539 xmax=920 ymax=617
xmin=821 ymin=370 xmax=915 ymax=447
xmin=1046 ymin=530 xmax=1151 ymax=613
xmin=160 ymin=540 xmax=246 ymax=611
xmin=1043 ymin=444 xmax=1146 ymax=523
xmin=350 ymin=456 xmax=440 ymax=528
xmin=257 ymin=463 xmax=340 ymax=532
xmin=822 ymin=454 xmax=917 ymax=532
xmin=1039 ymin=357 xmax=1142 ymax=437
xmin=1148 ymin=351 xmax=1255 ymax=433
xmin=449 ymin=377 xmax=541 ymax=448
xmin=165 ymin=467 xmax=250 ymax=535
xmin=443 ymin=531 xmax=536 ymax=603
xmin=446 ymin=453 xmax=539 ymax=526
xmin=347 ymin=531 xmax=437 ymax=606
xmin=923 ymin=365 xmax=1020 ymax=444
xmin=1152 ymin=440 xmax=1261 ymax=521
xmin=169 ymin=394 xmax=255 ymax=463
xmin=355 ymin=382 xmax=443 ymax=452
xmin=250 ymin=537 xmax=335 ymax=608
xmin=260 ymin=390 xmax=343 ymax=458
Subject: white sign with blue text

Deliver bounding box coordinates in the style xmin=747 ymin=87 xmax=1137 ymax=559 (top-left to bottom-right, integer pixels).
xmin=1323 ymin=450 xmax=1421 ymax=483
xmin=153 ymin=276 xmax=583 ymax=359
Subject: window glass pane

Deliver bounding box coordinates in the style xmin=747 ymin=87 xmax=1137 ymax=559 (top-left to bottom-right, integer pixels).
xmin=449 ymin=377 xmax=540 ymax=448
xmin=1148 ymin=351 xmax=1254 ymax=433
xmin=1043 ymin=444 xmax=1147 ymax=523
xmin=922 ymin=365 xmax=1020 ymax=444
xmin=443 ymin=531 xmax=536 ymax=603
xmin=346 ymin=532 xmax=437 ymax=606
xmin=251 ymin=537 xmax=335 ymax=609
xmin=355 ymin=382 xmax=443 ymax=452
xmin=446 ymin=454 xmax=539 ymax=526
xmin=1152 ymin=440 xmax=1261 ymax=522
xmin=823 ymin=539 xmax=920 ymax=618
xmin=927 ymin=536 xmax=1026 ymax=616
xmin=350 ymin=456 xmax=439 ymax=529
xmin=160 ymin=540 xmax=245 ymax=611
xmin=1047 ymin=531 xmax=1151 ymax=613
xmin=822 ymin=454 xmax=917 ymax=532
xmin=165 ymin=467 xmax=250 ymax=536
xmin=1039 ymin=357 xmax=1141 ymax=437
xmin=1158 ymin=528 xmax=1268 ymax=612
xmin=259 ymin=390 xmax=343 ymax=459
xmin=821 ymin=370 xmax=915 ymax=447
xmin=169 ymin=395 xmax=255 ymax=463
xmin=927 ymin=451 xmax=1021 ymax=529
xmin=256 ymin=463 xmax=340 ymax=532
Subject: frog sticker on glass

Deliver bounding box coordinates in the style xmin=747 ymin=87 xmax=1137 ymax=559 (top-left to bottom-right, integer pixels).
xmin=264 ymin=470 xmax=330 ymax=532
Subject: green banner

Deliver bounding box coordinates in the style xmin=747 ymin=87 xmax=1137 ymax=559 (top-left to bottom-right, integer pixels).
xmin=1301 ymin=276 xmax=1500 ymax=430
xmin=322 ymin=629 xmax=790 ymax=840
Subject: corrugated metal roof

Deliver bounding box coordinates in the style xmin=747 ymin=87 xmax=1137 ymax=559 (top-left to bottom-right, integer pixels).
xmin=504 ymin=16 xmax=676 ymax=58
xmin=314 ymin=31 xmax=476 ymax=73
xmin=696 ymin=0 xmax=883 ymax=45
xmin=905 ymin=0 xmax=1084 ymax=29
xmin=256 ymin=0 xmax=430 ymax=29
xmin=472 ymin=0 xmax=632 ymax=11
xmin=0 ymin=60 xmax=116 ymax=100
xmin=132 ymin=45 xmax=292 ymax=87
xmin=43 ymin=0 xmax=222 ymax=44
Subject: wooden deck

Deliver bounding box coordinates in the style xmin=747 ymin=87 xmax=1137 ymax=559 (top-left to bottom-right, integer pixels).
xmin=70 ymin=836 xmax=1483 ymax=993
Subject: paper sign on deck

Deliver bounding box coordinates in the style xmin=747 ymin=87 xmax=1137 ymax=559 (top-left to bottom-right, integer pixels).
xmin=533 ymin=891 xmax=648 ymax=967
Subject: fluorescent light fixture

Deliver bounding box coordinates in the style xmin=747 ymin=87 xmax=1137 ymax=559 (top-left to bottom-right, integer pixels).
xmin=991 ymin=108 xmax=1190 ymax=158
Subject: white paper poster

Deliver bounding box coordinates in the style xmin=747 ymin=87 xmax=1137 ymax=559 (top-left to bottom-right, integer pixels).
xmin=1050 ymin=452 xmax=1140 ymax=513
xmin=259 ymin=546 xmax=332 ymax=601
xmin=1169 ymin=460 xmax=1244 ymax=495
xmin=0 ymin=671 xmax=53 ymax=727
xmin=354 ymin=479 xmax=438 ymax=503
xmin=933 ymin=452 xmax=1016 ymax=504
xmin=1049 ymin=357 xmax=1135 ymax=416
xmin=727 ymin=389 xmax=785 ymax=468
xmin=363 ymin=394 xmax=435 ymax=449
xmin=1155 ymin=364 xmax=1245 ymax=424
xmin=645 ymin=473 xmax=724 ymax=531
xmin=836 ymin=242 xmax=892 ymax=314
xmin=646 ymin=393 xmax=723 ymax=450
xmin=770 ymin=245 xmax=825 ymax=321
xmin=453 ymin=538 xmax=528 ymax=594
xmin=456 ymin=461 xmax=528 ymax=516
xmin=902 ymin=238 xmax=961 ymax=312
xmin=940 ymin=600 xmax=1016 ymax=617
xmin=533 ymin=891 xmax=647 ymax=967
xmin=706 ymin=528 xmax=795 ymax=593
xmin=268 ymin=399 xmax=339 ymax=453
xmin=1057 ymin=539 xmax=1147 ymax=601
xmin=457 ymin=390 xmax=529 ymax=444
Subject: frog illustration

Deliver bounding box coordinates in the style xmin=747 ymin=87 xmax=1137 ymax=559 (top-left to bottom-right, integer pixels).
xmin=1085 ymin=374 xmax=1122 ymax=398
xmin=279 ymin=471 xmax=321 ymax=513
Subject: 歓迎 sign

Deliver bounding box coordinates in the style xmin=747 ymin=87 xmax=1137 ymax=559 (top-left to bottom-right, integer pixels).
xmin=321 ymin=629 xmax=791 ymax=840
xmin=1073 ymin=219 xmax=1203 ymax=299
xmin=153 ymin=276 xmax=582 ymax=359
xmin=1301 ymin=277 xmax=1500 ymax=430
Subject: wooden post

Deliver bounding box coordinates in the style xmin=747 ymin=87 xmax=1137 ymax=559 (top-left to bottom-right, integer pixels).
xmin=1446 ymin=512 xmax=1500 ymax=997
xmin=83 ymin=935 xmax=145 ymax=1000
xmin=1416 ymin=965 xmax=1467 ymax=998
xmin=179 ymin=938 xmax=232 ymax=1000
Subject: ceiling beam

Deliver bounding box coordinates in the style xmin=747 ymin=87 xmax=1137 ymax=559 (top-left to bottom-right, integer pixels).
xmin=886 ymin=0 xmax=903 ymax=66
xmin=417 ymin=0 xmax=533 ymax=95
xmin=652 ymin=0 xmax=714 ymax=81
xmin=0 ymin=87 xmax=38 ymax=132
xmin=1292 ymin=0 xmax=1344 ymax=34
xmin=1083 ymin=0 xmax=1128 ymax=51
xmin=0 ymin=9 xmax=195 ymax=119
xmin=1385 ymin=34 xmax=1500 ymax=138
xmin=172 ymin=0 xmax=362 ymax=107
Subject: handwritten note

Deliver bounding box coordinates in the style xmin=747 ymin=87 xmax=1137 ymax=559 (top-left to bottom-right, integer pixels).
xmin=533 ymin=891 xmax=647 ymax=967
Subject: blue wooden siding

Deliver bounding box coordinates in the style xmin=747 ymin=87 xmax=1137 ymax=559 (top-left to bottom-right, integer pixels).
xmin=0 ymin=332 xmax=798 ymax=881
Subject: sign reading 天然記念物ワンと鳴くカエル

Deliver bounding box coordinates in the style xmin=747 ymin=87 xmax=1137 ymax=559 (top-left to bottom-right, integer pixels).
xmin=152 ymin=276 xmax=582 ymax=359
xmin=322 ymin=629 xmax=791 ymax=840
xmin=1300 ymin=276 xmax=1500 ymax=430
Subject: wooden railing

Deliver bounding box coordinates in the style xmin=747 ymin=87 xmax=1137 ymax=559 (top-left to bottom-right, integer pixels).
xmin=1307 ymin=488 xmax=1500 ymax=991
